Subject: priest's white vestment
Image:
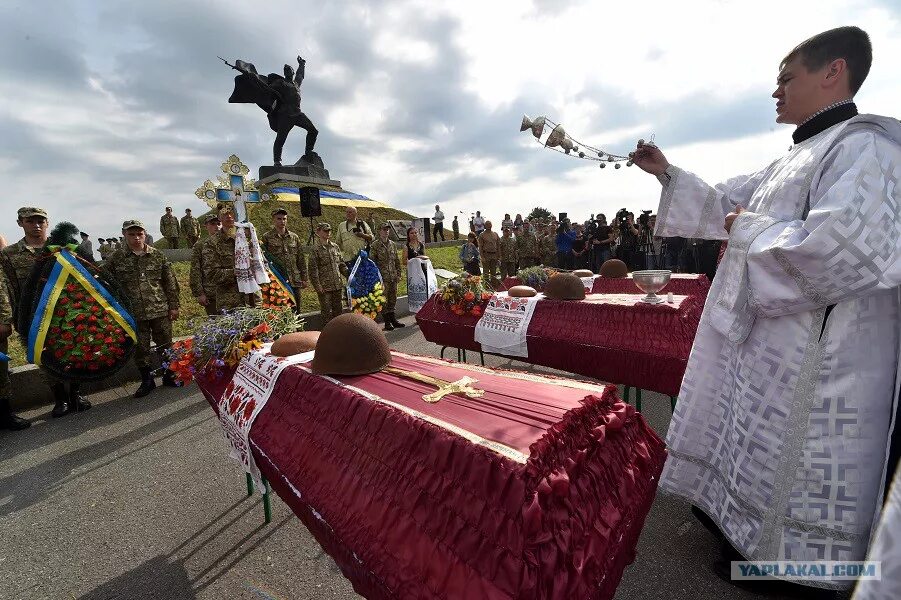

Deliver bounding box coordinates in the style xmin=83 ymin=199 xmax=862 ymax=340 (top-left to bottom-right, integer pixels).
xmin=854 ymin=465 xmax=901 ymax=599
xmin=655 ymin=114 xmax=901 ymax=590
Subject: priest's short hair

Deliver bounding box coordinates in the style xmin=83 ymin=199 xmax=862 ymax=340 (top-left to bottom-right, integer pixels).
xmin=782 ymin=26 xmax=872 ymax=94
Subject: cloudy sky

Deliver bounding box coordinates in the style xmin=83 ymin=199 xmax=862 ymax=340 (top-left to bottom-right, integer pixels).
xmin=2 ymin=0 xmax=899 ymax=241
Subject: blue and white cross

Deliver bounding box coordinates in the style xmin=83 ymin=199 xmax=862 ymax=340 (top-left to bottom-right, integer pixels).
xmin=216 ymin=173 xmax=260 ymax=223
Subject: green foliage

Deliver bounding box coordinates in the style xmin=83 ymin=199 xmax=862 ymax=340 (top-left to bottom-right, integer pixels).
xmin=527 ymin=207 xmax=553 ymax=222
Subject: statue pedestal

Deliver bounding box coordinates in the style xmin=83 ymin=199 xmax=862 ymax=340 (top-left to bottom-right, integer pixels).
xmin=258 ymin=154 xmax=340 ymax=188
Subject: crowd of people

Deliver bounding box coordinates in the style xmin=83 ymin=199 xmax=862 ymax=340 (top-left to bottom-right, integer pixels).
xmin=0 ymin=202 xmax=432 ymax=433
xmin=455 ymin=210 xmax=723 ymax=282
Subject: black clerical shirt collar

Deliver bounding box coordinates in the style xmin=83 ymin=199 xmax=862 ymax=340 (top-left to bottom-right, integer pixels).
xmin=792 ymin=100 xmax=858 ymax=144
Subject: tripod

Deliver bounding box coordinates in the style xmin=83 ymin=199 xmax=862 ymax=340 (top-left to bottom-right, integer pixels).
xmin=637 ymin=226 xmax=658 ymax=270
xmin=307 ymin=216 xmax=316 ymax=245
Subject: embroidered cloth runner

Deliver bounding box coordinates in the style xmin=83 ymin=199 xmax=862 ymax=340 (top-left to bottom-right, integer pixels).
xmin=474 ymin=292 xmax=542 ymax=357
xmin=216 ymin=345 xmax=313 ymax=490
xmin=234 ymin=222 xmax=270 ymax=294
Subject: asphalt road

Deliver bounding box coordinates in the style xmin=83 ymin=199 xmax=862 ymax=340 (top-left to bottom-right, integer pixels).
xmin=0 ymin=316 xmax=851 ymax=600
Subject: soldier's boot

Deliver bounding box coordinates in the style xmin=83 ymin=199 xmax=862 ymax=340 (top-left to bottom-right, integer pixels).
xmin=161 ymin=369 xmax=181 ymax=388
xmin=390 ymin=314 xmax=406 ymax=328
xmin=0 ymin=397 xmax=30 ymax=431
xmin=51 ymin=383 xmax=73 ymax=418
xmin=383 ymin=313 xmax=395 ymax=332
xmin=68 ymin=382 xmax=92 ymax=413
xmin=133 ymin=368 xmax=157 ymax=399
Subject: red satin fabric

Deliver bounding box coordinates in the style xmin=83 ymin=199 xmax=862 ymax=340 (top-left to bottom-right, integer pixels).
xmin=341 ymin=354 xmax=611 ymax=455
xmin=416 ymin=294 xmax=703 ymax=396
xmin=197 ymin=353 xmax=666 ymax=599
xmin=502 ymin=274 xmax=710 ymax=297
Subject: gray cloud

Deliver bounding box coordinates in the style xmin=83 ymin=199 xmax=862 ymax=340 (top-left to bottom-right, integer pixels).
xmin=0 ymin=0 xmax=836 ymax=241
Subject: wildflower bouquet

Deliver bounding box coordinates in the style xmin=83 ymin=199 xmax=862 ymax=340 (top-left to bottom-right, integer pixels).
xmin=516 ymin=266 xmax=557 ymax=290
xmin=163 ymin=306 xmax=303 ymax=384
xmin=437 ymin=274 xmax=492 ymax=317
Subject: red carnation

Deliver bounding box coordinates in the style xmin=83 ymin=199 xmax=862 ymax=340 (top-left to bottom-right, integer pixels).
xmin=74 ymin=292 xmax=84 ymax=301
xmin=65 ymin=284 xmax=76 ymax=293
xmin=54 ymin=349 xmax=64 ymax=359
xmin=88 ymin=315 xmax=97 ymax=323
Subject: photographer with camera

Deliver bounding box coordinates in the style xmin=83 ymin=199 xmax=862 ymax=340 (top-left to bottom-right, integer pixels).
xmin=589 ymin=213 xmax=615 ymax=273
xmin=335 ymin=206 xmax=374 ymax=270
xmin=635 ymin=210 xmax=660 ymax=269
xmin=614 ymin=208 xmax=640 ymax=270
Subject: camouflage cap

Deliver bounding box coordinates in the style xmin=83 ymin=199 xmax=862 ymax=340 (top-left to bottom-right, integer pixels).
xmin=379 ymin=222 xmax=391 ymax=229
xmin=271 ymin=208 xmax=289 ymax=216
xmin=121 ymin=219 xmax=146 ymax=231
xmin=18 ymin=207 xmax=48 ymax=219
xmin=316 ymin=222 xmax=332 ymax=231
xmin=204 ymin=214 xmax=221 ymax=224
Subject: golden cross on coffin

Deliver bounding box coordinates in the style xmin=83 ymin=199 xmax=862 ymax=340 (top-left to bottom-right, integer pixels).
xmin=382 ymin=367 xmax=485 ymax=403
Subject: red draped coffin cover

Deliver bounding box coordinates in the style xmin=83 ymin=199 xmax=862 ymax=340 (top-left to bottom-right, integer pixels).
xmin=199 ymin=352 xmax=666 ymax=599
xmin=502 ymin=273 xmax=710 ymax=297
xmin=416 ymin=294 xmax=702 ymax=396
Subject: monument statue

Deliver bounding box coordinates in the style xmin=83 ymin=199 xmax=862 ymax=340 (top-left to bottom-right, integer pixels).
xmin=222 ymin=55 xmax=322 ymax=168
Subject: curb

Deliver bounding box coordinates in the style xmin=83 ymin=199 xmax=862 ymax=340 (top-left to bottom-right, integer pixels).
xmin=9 ymin=296 xmax=412 ymax=412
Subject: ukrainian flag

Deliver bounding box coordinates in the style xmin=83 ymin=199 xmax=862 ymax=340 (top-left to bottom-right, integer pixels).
xmin=271 ymin=187 xmax=390 ymax=209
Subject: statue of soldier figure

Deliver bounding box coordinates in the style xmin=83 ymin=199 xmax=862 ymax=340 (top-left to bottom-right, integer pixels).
xmin=223 ymin=55 xmax=321 ymax=168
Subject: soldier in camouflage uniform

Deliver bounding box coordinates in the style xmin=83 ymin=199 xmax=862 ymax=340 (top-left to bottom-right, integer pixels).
xmin=370 ymin=222 xmax=405 ymax=331
xmin=97 ymin=238 xmax=110 ymax=261
xmin=308 ymin=223 xmax=348 ymax=325
xmin=181 ymin=208 xmax=201 ymax=247
xmin=499 ymin=226 xmax=518 ymax=279
xmin=262 ymin=208 xmax=308 ymax=310
xmin=190 ymin=214 xmax=221 ymax=316
xmin=540 ymin=224 xmax=558 ymax=267
xmin=0 ymin=268 xmax=29 ymax=430
xmin=515 ymin=222 xmax=539 ymax=268
xmin=201 ymin=206 xmax=262 ymax=311
xmin=2 ymin=207 xmax=94 ymax=417
xmin=160 ymin=206 xmax=180 ymax=249
xmin=103 ymin=219 xmax=180 ymax=398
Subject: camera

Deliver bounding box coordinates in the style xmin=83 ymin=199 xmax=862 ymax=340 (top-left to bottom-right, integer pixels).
xmin=615 ymin=208 xmax=630 ymax=225
xmin=637 ymin=210 xmax=653 ymax=227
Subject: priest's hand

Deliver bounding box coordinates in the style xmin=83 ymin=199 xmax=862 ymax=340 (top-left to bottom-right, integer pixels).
xmin=0 ymin=323 xmax=10 ymax=339
xmin=169 ymin=308 xmax=180 ymax=321
xmin=724 ymin=206 xmax=745 ymax=233
xmin=631 ymin=142 xmax=670 ymax=176
xmin=198 ymin=293 xmax=209 ymax=307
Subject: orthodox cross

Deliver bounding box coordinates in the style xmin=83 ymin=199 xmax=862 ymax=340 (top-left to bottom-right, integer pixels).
xmin=382 ymin=366 xmax=484 ymax=403
xmin=195 ymin=155 xmax=272 ymax=223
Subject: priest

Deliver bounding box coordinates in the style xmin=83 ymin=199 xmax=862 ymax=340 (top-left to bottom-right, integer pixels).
xmin=633 ymin=26 xmax=900 ymax=592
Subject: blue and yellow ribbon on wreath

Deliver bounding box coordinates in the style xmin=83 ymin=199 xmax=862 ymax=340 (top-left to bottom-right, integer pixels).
xmin=27 ymin=249 xmax=138 ymax=365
